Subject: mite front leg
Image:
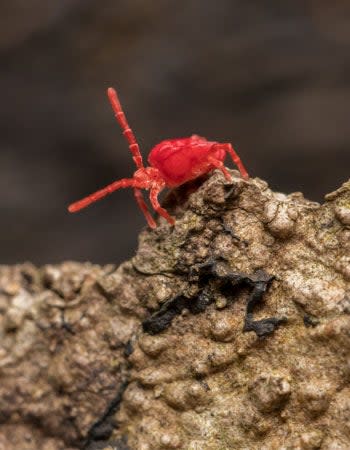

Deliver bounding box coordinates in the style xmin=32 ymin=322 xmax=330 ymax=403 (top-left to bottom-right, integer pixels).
xmin=68 ymin=178 xmax=137 ymax=212
xmin=150 ymin=187 xmax=175 ymax=226
xmin=222 ymin=143 xmax=249 ymax=179
xmin=134 ymin=189 xmax=156 ymax=229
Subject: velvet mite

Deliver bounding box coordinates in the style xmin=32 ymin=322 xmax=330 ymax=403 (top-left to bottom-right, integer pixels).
xmin=68 ymin=88 xmax=249 ymax=228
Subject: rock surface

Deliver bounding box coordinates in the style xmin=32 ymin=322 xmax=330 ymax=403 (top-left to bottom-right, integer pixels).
xmin=0 ymin=171 xmax=349 ymax=449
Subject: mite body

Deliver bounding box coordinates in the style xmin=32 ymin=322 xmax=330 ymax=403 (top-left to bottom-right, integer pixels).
xmin=68 ymin=88 xmax=249 ymax=228
xmin=148 ymin=136 xmax=228 ymax=187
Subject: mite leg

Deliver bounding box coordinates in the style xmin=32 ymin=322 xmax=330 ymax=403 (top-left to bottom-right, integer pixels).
xmin=107 ymin=88 xmax=144 ymax=169
xmin=68 ymin=178 xmax=137 ymax=212
xmin=208 ymin=156 xmax=232 ymax=181
xmin=150 ymin=187 xmax=175 ymax=226
xmin=222 ymin=143 xmax=249 ymax=179
xmin=134 ymin=188 xmax=156 ymax=229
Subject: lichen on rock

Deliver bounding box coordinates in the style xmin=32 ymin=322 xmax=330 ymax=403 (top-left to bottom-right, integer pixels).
xmin=0 ymin=172 xmax=349 ymax=449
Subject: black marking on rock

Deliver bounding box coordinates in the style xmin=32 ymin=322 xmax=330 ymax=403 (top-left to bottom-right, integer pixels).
xmin=143 ymin=259 xmax=287 ymax=338
xmin=244 ymin=314 xmax=287 ymax=337
xmin=142 ymin=295 xmax=189 ymax=335
xmin=83 ymin=379 xmax=129 ymax=449
xmin=243 ymin=278 xmax=286 ymax=337
xmin=124 ymin=340 xmax=134 ymax=357
xmin=189 ymin=288 xmax=213 ymax=314
xmin=303 ymin=314 xmax=320 ymax=327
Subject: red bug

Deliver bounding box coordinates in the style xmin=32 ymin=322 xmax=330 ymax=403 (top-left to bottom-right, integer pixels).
xmin=68 ymin=88 xmax=249 ymax=228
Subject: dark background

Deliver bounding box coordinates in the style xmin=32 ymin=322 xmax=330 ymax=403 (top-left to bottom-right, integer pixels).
xmin=1 ymin=1 xmax=349 ymax=265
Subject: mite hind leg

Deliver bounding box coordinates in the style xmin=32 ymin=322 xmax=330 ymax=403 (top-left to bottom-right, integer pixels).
xmin=134 ymin=189 xmax=157 ymax=229
xmin=221 ymin=143 xmax=249 ymax=179
xmin=150 ymin=187 xmax=175 ymax=226
xmin=69 ymin=178 xmax=137 ymax=212
xmin=208 ymin=156 xmax=232 ymax=181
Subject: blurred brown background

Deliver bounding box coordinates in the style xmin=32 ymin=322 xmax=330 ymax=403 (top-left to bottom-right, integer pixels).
xmin=1 ymin=0 xmax=349 ymax=265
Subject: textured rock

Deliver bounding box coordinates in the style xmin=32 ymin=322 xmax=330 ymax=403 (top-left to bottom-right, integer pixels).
xmin=0 ymin=171 xmax=349 ymax=449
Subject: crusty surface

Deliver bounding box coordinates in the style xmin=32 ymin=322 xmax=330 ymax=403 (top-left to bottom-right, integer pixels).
xmin=0 ymin=172 xmax=349 ymax=449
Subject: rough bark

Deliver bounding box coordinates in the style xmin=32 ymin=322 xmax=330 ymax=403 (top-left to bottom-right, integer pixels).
xmin=0 ymin=171 xmax=349 ymax=450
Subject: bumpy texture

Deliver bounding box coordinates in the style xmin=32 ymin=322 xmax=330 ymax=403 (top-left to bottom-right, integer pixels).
xmin=0 ymin=171 xmax=349 ymax=450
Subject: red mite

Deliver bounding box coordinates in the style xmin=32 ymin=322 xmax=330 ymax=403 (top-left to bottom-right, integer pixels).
xmin=68 ymin=88 xmax=249 ymax=228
